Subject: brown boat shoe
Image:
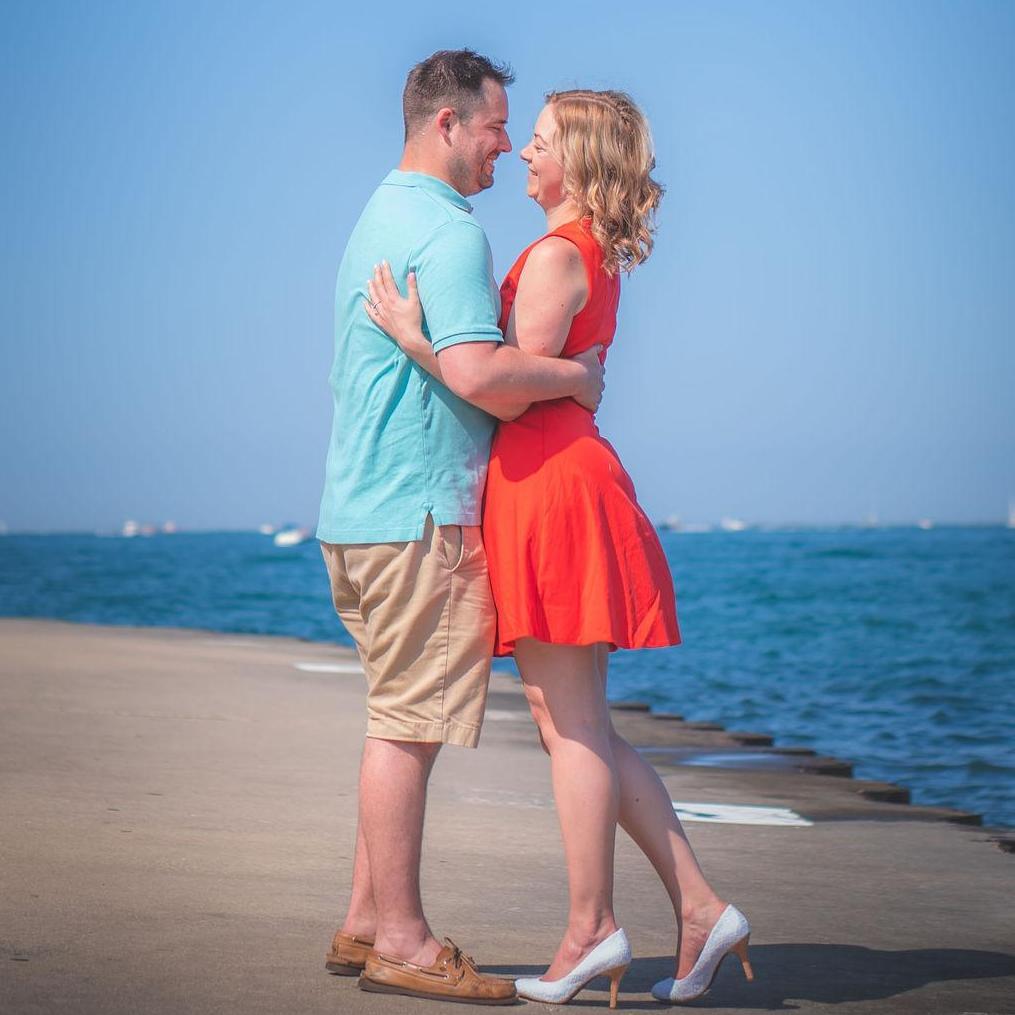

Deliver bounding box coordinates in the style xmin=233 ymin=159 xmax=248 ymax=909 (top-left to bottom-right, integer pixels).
xmin=358 ymin=937 xmax=517 ymax=1005
xmin=325 ymin=930 xmax=375 ymax=975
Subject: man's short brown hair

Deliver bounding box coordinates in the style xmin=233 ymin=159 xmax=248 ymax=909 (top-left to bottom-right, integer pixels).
xmin=403 ymin=49 xmax=514 ymax=140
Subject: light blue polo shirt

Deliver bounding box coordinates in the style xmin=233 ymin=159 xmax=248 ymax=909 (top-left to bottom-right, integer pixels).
xmin=316 ymin=170 xmax=504 ymax=544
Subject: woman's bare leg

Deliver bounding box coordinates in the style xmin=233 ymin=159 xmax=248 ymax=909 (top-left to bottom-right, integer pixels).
xmin=594 ymin=646 xmax=727 ymax=979
xmin=515 ymin=638 xmax=620 ymax=980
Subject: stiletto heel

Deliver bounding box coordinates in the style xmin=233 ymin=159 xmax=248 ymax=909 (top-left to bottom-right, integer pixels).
xmin=515 ymin=929 xmax=632 ymax=1006
xmin=732 ymin=935 xmax=753 ymax=981
xmin=607 ymin=964 xmax=628 ymax=1009
xmin=651 ymin=904 xmax=752 ymax=1004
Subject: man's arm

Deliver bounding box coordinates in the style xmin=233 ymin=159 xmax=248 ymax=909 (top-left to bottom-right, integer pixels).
xmin=437 ymin=341 xmax=602 ymax=414
xmin=366 ymin=255 xmax=602 ymax=420
xmin=438 ymin=237 xmax=593 ymax=413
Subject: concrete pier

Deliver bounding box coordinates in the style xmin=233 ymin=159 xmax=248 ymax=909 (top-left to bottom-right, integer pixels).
xmin=2 ymin=619 xmax=1013 ymax=1014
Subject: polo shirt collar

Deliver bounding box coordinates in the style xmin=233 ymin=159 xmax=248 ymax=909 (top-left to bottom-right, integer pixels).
xmin=383 ymin=169 xmax=473 ymax=213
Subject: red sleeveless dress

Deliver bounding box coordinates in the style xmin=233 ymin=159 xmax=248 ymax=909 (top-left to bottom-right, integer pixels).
xmin=483 ymin=219 xmax=681 ymax=656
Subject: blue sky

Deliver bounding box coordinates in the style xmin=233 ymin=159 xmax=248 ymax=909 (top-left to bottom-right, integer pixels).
xmin=1 ymin=0 xmax=1013 ymax=531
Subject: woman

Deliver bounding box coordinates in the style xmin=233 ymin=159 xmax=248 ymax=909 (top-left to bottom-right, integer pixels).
xmin=365 ymin=89 xmax=752 ymax=1007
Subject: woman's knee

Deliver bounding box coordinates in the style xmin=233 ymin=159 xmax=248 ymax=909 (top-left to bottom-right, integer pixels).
xmin=523 ymin=685 xmax=556 ymax=739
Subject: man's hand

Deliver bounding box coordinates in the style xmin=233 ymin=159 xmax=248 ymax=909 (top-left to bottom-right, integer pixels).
xmin=569 ymin=346 xmax=606 ymax=412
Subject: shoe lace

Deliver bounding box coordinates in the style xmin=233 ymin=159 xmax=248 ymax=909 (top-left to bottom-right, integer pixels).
xmin=443 ymin=937 xmax=477 ymax=972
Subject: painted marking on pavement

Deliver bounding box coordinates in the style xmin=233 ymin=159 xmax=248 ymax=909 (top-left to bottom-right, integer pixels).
xmin=673 ymin=802 xmax=813 ymax=826
xmin=293 ymin=661 xmax=363 ymax=674
xmin=482 ymin=709 xmax=530 ymax=721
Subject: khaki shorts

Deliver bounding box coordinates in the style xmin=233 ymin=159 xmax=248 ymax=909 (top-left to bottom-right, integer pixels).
xmin=320 ymin=515 xmax=496 ymax=748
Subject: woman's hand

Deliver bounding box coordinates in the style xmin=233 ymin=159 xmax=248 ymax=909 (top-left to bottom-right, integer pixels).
xmin=365 ymin=262 xmax=427 ymax=355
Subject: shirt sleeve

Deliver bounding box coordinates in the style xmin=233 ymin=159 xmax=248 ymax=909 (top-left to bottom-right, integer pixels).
xmin=411 ymin=219 xmax=504 ymax=355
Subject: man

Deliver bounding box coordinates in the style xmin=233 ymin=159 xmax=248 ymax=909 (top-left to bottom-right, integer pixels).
xmin=316 ymin=49 xmax=604 ymax=1005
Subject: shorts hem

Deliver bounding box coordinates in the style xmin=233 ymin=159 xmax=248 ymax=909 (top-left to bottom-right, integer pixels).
xmin=366 ymin=715 xmax=482 ymax=749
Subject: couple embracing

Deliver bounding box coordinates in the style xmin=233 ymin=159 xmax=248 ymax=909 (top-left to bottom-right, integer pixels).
xmin=316 ymin=49 xmax=751 ymax=1007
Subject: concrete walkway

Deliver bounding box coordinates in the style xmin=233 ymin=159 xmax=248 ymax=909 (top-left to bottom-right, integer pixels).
xmin=1 ymin=619 xmax=1013 ymax=1014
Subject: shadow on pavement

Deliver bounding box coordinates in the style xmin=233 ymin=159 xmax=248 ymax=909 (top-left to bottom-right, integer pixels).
xmin=485 ymin=944 xmax=1015 ymax=1010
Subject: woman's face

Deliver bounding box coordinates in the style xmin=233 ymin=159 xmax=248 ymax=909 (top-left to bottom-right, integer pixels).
xmin=520 ymin=104 xmax=567 ymax=210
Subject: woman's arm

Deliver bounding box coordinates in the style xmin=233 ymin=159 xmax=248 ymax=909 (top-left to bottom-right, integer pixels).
xmin=365 ymin=266 xmax=443 ymax=379
xmin=366 ymin=254 xmax=600 ymax=420
xmin=504 ymin=236 xmax=588 ymax=358
xmin=365 ymin=265 xmax=529 ymax=421
xmin=438 ymin=237 xmax=589 ymax=418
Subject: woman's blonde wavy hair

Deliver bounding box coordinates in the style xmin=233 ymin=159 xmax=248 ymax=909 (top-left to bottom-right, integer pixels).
xmin=545 ymin=89 xmax=663 ymax=275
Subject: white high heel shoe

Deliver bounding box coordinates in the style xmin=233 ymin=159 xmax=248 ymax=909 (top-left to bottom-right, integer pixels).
xmin=515 ymin=928 xmax=631 ymax=1009
xmin=651 ymin=904 xmax=753 ymax=1004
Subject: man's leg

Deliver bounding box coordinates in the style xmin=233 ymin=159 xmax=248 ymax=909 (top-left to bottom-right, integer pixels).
xmin=332 ymin=523 xmax=514 ymax=1002
xmin=327 ymin=735 xmax=443 ymax=965
xmin=320 ymin=544 xmax=379 ymax=945
xmin=359 ymin=737 xmax=442 ymax=964
xmin=338 ymin=750 xmax=375 ymax=939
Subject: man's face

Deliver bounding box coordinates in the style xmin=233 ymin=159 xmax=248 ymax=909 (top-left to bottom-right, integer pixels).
xmin=447 ymin=80 xmax=512 ymax=196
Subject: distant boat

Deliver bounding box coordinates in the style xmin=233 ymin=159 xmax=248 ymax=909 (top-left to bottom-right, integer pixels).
xmin=258 ymin=523 xmax=276 ymax=536
xmin=916 ymin=519 xmax=934 ymax=530
xmin=121 ymin=520 xmax=140 ymax=538
xmin=273 ymin=526 xmax=310 ymax=547
xmin=719 ymin=517 xmax=747 ymax=532
xmin=1008 ymin=501 xmax=1015 ymax=529
xmin=658 ymin=515 xmax=682 ymax=532
xmin=161 ymin=521 xmax=178 ymax=535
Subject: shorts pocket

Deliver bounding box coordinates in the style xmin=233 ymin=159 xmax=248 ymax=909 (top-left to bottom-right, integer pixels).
xmin=438 ymin=524 xmax=466 ymax=573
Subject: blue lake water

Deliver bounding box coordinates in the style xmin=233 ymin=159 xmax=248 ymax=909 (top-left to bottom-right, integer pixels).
xmin=2 ymin=527 xmax=1013 ymax=828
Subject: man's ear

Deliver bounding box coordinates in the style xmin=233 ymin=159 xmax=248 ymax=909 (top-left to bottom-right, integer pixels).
xmin=435 ymin=106 xmax=456 ymax=145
